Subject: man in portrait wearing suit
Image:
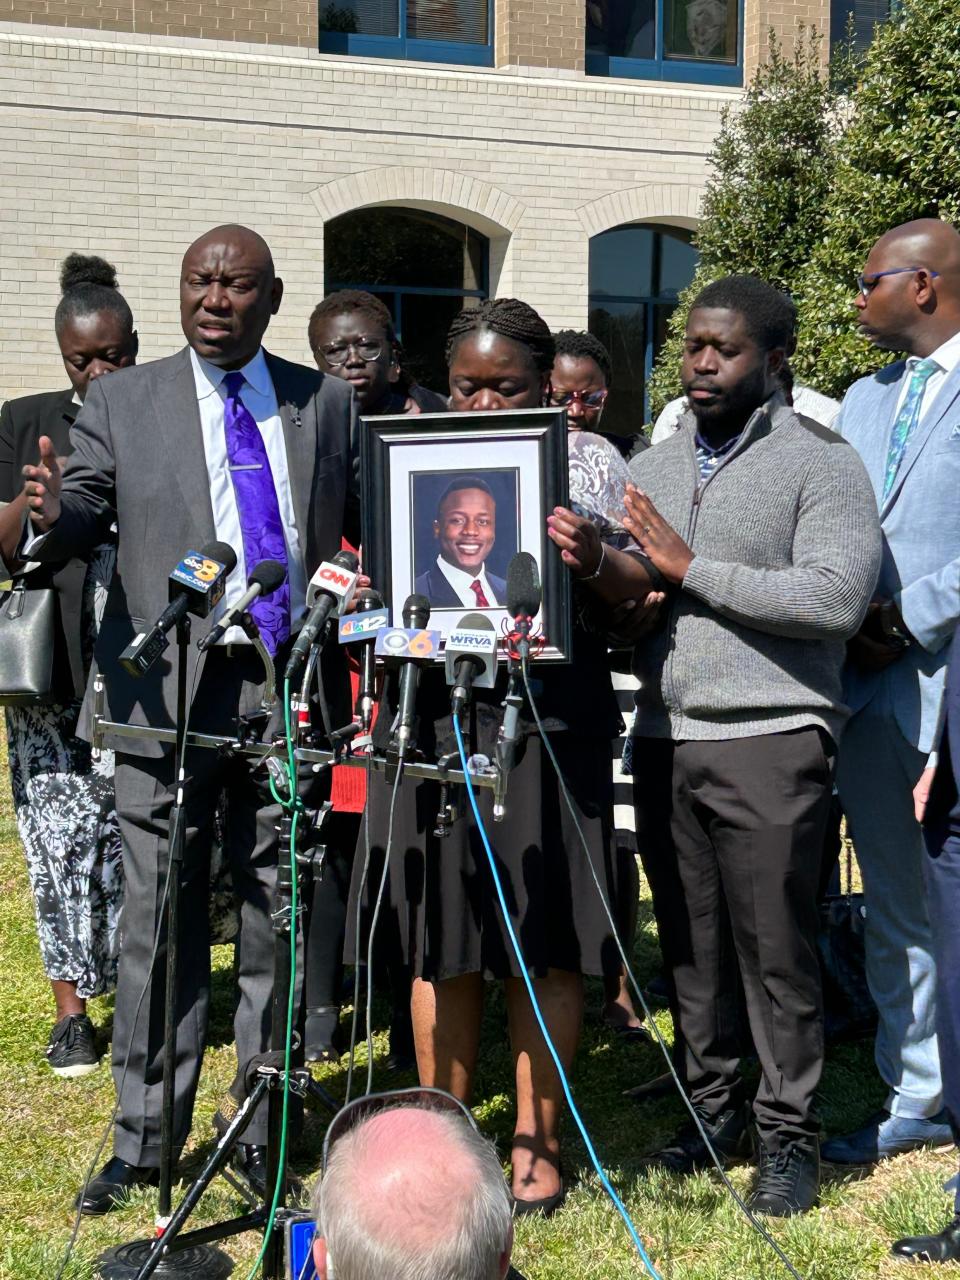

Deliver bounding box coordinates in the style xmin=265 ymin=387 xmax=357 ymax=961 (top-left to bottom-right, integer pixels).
xmin=824 ymin=219 xmax=960 ymax=1164
xmin=22 ymin=224 xmax=358 ymax=1212
xmin=890 ymin=619 xmax=960 ymax=1262
xmin=414 ymin=475 xmax=507 ymax=607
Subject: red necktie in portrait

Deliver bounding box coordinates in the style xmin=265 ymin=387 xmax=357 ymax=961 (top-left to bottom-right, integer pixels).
xmin=470 ymin=579 xmax=490 ymax=608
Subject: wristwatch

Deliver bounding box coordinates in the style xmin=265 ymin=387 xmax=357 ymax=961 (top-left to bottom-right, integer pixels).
xmin=879 ymin=599 xmax=912 ymax=649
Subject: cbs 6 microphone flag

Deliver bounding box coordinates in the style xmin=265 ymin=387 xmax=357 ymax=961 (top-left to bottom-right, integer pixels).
xmin=119 ymin=541 xmax=237 ymax=677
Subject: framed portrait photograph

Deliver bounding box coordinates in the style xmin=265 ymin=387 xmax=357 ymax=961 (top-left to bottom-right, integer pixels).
xmin=360 ymin=408 xmax=572 ymax=663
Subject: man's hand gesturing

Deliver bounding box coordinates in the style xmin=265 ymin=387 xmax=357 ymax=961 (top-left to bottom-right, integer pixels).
xmin=623 ymin=484 xmax=693 ymax=585
xmin=22 ymin=435 xmax=63 ymax=531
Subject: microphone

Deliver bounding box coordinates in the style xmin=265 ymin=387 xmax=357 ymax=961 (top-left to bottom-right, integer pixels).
xmin=198 ymin=559 xmax=286 ymax=653
xmin=283 ymin=549 xmax=360 ymax=681
xmin=349 ymin=589 xmax=386 ymax=733
xmin=394 ymin=593 xmax=432 ymax=762
xmin=119 ymin=541 xmax=237 ymax=678
xmin=495 ymin=553 xmax=544 ymax=791
xmin=445 ymin=611 xmax=498 ymax=716
xmin=506 ymin=551 xmax=542 ymax=624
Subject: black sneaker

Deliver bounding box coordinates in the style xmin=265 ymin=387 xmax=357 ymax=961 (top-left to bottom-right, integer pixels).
xmin=645 ymin=1102 xmax=752 ymax=1174
xmin=749 ymin=1136 xmax=820 ymax=1217
xmin=46 ymin=1014 xmax=100 ymax=1078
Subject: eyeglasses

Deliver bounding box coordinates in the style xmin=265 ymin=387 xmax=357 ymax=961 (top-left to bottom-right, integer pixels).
xmin=321 ymin=1087 xmax=477 ymax=1172
xmin=547 ymin=388 xmax=608 ymax=410
xmin=856 ymin=266 xmax=940 ymax=299
xmin=318 ymin=338 xmax=384 ymax=366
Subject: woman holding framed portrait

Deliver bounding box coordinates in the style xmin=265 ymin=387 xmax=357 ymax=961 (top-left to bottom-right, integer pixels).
xmin=356 ymin=298 xmax=663 ymax=1214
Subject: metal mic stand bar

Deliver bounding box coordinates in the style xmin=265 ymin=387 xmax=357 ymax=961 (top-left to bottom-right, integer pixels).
xmin=91 ymin=680 xmax=507 ymax=1279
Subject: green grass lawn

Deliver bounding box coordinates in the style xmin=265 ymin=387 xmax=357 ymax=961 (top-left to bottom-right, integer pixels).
xmin=1 ymin=756 xmax=959 ymax=1280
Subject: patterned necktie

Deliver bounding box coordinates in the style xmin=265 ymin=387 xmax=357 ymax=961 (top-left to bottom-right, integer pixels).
xmin=470 ymin=579 xmax=490 ymax=608
xmin=222 ymin=371 xmax=290 ymax=655
xmin=883 ymin=356 xmax=939 ymax=499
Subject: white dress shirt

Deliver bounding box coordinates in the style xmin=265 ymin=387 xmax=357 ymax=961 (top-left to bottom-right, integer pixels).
xmin=190 ymin=347 xmax=307 ymax=644
xmin=435 ymin=555 xmax=500 ymax=607
xmin=893 ymin=329 xmax=960 ymax=420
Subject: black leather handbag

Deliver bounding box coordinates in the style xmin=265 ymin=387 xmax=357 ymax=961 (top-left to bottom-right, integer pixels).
xmin=0 ymin=575 xmax=56 ymax=705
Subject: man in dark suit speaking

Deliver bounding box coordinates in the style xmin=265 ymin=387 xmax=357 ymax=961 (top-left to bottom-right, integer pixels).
xmin=413 ymin=475 xmax=507 ymax=608
xmin=22 ymin=225 xmax=357 ymax=1213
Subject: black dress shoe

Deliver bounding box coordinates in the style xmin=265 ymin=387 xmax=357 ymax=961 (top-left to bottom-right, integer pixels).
xmin=749 ymin=1137 xmax=820 ymax=1217
xmin=646 ymin=1103 xmax=751 ymax=1175
xmin=75 ymin=1156 xmax=159 ymax=1216
xmin=229 ymin=1143 xmax=304 ymax=1202
xmin=892 ymin=1215 xmax=960 ymax=1262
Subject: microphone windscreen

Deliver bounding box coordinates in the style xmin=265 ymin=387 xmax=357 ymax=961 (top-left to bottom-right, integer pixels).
xmin=332 ymin=548 xmax=360 ymax=572
xmin=455 ymin=611 xmax=496 ymax=633
xmin=250 ymin=559 xmax=287 ymax=595
xmin=200 ymin=540 xmax=238 ymax=575
xmin=506 ymin=552 xmax=541 ymax=618
xmin=402 ymin=593 xmax=432 ymax=629
xmin=357 ymin=588 xmax=385 ymax=612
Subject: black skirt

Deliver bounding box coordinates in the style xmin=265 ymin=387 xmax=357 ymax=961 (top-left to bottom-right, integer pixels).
xmin=348 ymin=730 xmax=622 ymax=983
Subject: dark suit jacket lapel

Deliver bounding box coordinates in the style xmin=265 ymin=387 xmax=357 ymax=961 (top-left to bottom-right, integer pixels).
xmin=152 ymin=348 xmax=216 ymax=542
xmin=266 ymin=351 xmax=317 ymax=542
xmin=881 ymin=364 xmax=960 ymax=518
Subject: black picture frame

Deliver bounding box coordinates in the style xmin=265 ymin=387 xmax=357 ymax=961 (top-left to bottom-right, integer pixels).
xmin=360 ymin=408 xmax=572 ymax=663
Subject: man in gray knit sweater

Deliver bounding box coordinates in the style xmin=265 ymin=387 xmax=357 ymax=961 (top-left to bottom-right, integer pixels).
xmin=624 ymin=276 xmax=881 ymax=1215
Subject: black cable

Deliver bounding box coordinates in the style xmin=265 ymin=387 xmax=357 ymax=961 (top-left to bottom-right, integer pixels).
xmin=344 ymin=753 xmax=372 ymax=1105
xmin=54 ymin=649 xmax=209 ymax=1280
xmin=364 ymin=763 xmax=403 ymax=1097
xmin=520 ymin=658 xmax=807 ymax=1280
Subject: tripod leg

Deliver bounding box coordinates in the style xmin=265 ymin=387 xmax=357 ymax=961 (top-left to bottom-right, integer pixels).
xmin=305 ymin=1076 xmax=339 ymax=1116
xmin=133 ymin=1077 xmax=270 ymax=1280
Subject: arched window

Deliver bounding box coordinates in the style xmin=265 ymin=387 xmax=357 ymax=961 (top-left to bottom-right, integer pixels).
xmin=588 ymin=223 xmax=697 ymax=435
xmin=324 ymin=207 xmax=488 ymax=394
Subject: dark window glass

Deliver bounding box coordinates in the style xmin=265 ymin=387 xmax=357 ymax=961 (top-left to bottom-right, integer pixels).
xmin=588 ymin=301 xmax=647 ymax=439
xmin=408 ymin=0 xmax=488 ymax=43
xmin=320 ymin=0 xmax=399 ymax=35
xmin=659 ymin=234 xmax=699 ymax=296
xmin=588 ymin=223 xmax=698 ymax=434
xmin=664 ymin=0 xmax=737 ymax=61
xmin=586 ymin=0 xmax=737 ymax=64
xmin=831 ymin=0 xmax=891 ymax=52
xmin=325 ymin=208 xmax=488 ymax=399
xmin=586 ymin=0 xmax=655 ymax=58
xmin=320 ymin=0 xmax=489 ymax=44
xmin=589 ymin=226 xmax=654 ymax=299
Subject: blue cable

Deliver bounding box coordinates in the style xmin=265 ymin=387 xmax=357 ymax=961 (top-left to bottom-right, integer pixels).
xmin=452 ymin=713 xmax=662 ymax=1279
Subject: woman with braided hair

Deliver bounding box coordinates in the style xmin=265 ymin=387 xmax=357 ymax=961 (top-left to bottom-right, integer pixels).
xmin=352 ymin=298 xmax=663 ymax=1214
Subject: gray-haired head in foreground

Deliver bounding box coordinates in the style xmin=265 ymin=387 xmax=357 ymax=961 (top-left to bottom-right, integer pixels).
xmin=312 ymin=1105 xmax=513 ymax=1280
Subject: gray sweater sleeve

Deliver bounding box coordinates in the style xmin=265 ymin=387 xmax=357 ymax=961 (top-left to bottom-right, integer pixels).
xmin=681 ymin=443 xmax=882 ymax=640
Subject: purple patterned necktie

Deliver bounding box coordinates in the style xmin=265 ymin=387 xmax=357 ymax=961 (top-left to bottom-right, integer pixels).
xmin=222 ymin=370 xmax=290 ymax=655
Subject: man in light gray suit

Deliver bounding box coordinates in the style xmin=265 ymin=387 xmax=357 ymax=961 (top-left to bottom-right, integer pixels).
xmin=825 ymin=219 xmax=960 ymax=1164
xmin=23 ymin=225 xmax=358 ymax=1211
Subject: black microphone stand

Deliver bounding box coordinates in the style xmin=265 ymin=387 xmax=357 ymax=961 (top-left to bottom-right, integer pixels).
xmin=97 ymin=632 xmax=338 ymax=1280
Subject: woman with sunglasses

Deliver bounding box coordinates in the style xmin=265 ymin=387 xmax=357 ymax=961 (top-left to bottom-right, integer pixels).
xmin=353 ymin=299 xmax=663 ymax=1215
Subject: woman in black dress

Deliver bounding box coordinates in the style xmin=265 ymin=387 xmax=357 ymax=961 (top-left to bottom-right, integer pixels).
xmin=0 ymin=254 xmax=137 ymax=1076
xmin=357 ymin=299 xmax=659 ymax=1212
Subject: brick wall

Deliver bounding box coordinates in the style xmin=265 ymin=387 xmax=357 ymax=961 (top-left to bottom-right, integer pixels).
xmin=495 ymin=0 xmax=584 ymax=70
xmin=744 ymin=0 xmax=831 ymax=77
xmin=0 ymin=0 xmax=317 ymax=45
xmin=0 ymin=24 xmax=727 ymax=397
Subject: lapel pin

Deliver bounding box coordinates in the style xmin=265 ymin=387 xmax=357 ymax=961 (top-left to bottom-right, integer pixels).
xmin=289 ymin=404 xmax=302 ymax=429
